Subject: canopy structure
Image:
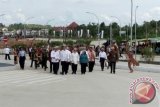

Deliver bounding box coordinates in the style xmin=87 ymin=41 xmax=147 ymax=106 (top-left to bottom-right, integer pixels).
xmin=129 ymin=37 xmax=160 ymax=45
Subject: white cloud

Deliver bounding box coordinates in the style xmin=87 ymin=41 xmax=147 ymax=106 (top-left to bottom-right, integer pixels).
xmin=16 ymin=13 xmax=26 ymax=22
xmin=0 ymin=0 xmax=160 ymax=26
xmin=4 ymin=14 xmax=12 ymax=21
xmin=17 ymin=8 xmax=23 ymax=13
xmin=141 ymin=13 xmax=152 ymax=21
xmin=100 ymin=15 xmax=112 ymax=24
xmin=0 ymin=0 xmax=9 ymax=3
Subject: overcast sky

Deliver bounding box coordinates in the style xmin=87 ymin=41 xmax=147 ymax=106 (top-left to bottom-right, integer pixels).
xmin=0 ymin=0 xmax=160 ymax=26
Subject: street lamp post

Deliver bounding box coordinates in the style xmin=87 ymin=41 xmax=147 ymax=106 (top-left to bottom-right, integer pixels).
xmin=111 ymin=16 xmax=122 ymax=37
xmin=0 ymin=13 xmax=5 ymax=30
xmin=86 ymin=12 xmax=100 ymax=46
xmin=46 ymin=18 xmax=55 ymax=38
xmin=110 ymin=22 xmax=113 ymax=45
xmin=135 ymin=6 xmax=138 ymax=60
xmin=156 ymin=21 xmax=158 ymax=38
xmin=131 ymin=0 xmax=133 ymax=47
xmin=24 ymin=17 xmax=34 ymax=38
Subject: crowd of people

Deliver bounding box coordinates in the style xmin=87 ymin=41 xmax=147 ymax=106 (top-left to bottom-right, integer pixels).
xmin=4 ymin=41 xmax=139 ymax=74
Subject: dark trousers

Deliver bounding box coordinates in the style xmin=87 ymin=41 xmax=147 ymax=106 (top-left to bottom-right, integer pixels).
xmin=29 ymin=52 xmax=31 ymax=59
xmin=14 ymin=56 xmax=17 ymax=64
xmin=30 ymin=60 xmax=38 ymax=69
xmin=107 ymin=61 xmax=111 ymax=69
xmin=42 ymin=60 xmax=47 ymax=71
xmin=50 ymin=61 xmax=52 ymax=73
xmin=5 ymin=54 xmax=10 ymax=60
xmin=100 ymin=58 xmax=105 ymax=71
xmin=72 ymin=63 xmax=77 ymax=74
xmin=81 ymin=63 xmax=87 ymax=74
xmin=66 ymin=62 xmax=70 ymax=74
xmin=61 ymin=61 xmax=67 ymax=74
xmin=19 ymin=56 xmax=25 ymax=70
xmin=110 ymin=62 xmax=116 ymax=74
xmin=89 ymin=61 xmax=95 ymax=72
xmin=53 ymin=62 xmax=59 ymax=74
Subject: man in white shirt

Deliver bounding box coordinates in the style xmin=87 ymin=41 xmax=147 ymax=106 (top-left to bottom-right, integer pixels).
xmin=51 ymin=46 xmax=60 ymax=74
xmin=60 ymin=46 xmax=71 ymax=75
xmin=4 ymin=46 xmax=11 ymax=60
xmin=99 ymin=48 xmax=107 ymax=71
xmin=18 ymin=48 xmax=26 ymax=70
xmin=65 ymin=47 xmax=71 ymax=74
xmin=60 ymin=46 xmax=68 ymax=75
xmin=71 ymin=48 xmax=79 ymax=74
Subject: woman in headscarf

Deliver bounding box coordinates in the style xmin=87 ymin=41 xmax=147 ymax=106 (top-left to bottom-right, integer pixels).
xmin=80 ymin=51 xmax=89 ymax=74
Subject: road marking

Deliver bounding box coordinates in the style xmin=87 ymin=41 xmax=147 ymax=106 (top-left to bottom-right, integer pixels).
xmin=0 ymin=70 xmax=66 ymax=86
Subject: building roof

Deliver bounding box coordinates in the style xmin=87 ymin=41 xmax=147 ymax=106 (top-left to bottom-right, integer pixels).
xmin=67 ymin=22 xmax=79 ymax=29
xmin=53 ymin=22 xmax=79 ymax=31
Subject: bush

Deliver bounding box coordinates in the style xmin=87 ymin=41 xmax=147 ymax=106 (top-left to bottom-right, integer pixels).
xmin=50 ymin=41 xmax=63 ymax=47
xmin=65 ymin=40 xmax=75 ymax=46
xmin=143 ymin=46 xmax=155 ymax=63
xmin=76 ymin=39 xmax=91 ymax=46
xmin=12 ymin=43 xmax=27 ymax=49
xmin=35 ymin=41 xmax=48 ymax=48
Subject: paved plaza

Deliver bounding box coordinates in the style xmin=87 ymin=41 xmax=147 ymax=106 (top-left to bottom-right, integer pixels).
xmin=0 ymin=55 xmax=160 ymax=107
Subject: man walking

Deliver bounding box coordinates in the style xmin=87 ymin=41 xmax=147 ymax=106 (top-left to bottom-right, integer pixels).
xmin=60 ymin=46 xmax=71 ymax=75
xmin=60 ymin=46 xmax=68 ymax=75
xmin=4 ymin=46 xmax=11 ymax=60
xmin=18 ymin=48 xmax=26 ymax=70
xmin=30 ymin=48 xmax=36 ymax=68
xmin=99 ymin=48 xmax=107 ymax=71
xmin=71 ymin=48 xmax=79 ymax=74
xmin=87 ymin=47 xmax=96 ymax=72
xmin=108 ymin=42 xmax=119 ymax=74
xmin=51 ymin=46 xmax=60 ymax=75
